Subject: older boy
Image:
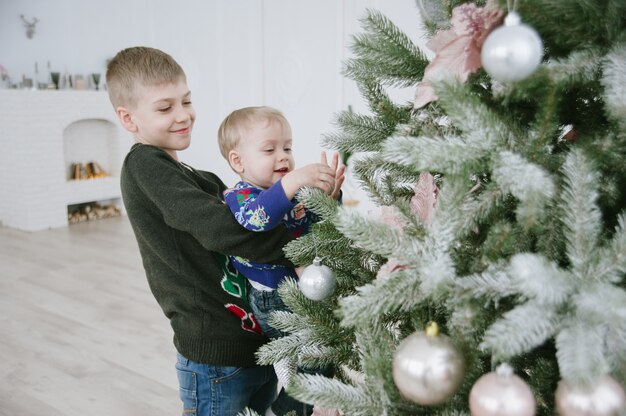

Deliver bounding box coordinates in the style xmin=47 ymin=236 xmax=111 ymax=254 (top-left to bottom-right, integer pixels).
xmin=106 ymin=47 xmax=308 ymax=416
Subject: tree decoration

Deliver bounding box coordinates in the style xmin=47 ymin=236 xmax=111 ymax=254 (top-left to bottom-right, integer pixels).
xmin=410 ymin=171 xmax=439 ymax=224
xmin=392 ymin=322 xmax=465 ymax=405
xmin=374 ymin=205 xmax=408 ymax=281
xmin=375 ymin=257 xmax=406 ymax=281
xmin=414 ymin=2 xmax=504 ymax=108
xmin=299 ymin=256 xmax=336 ymax=301
xmin=376 ymin=172 xmax=438 ymax=281
xmin=481 ymin=10 xmax=543 ymax=82
xmin=558 ymin=124 xmax=577 ymax=143
xmin=378 ymin=205 xmax=410 ymax=230
xmin=312 ymin=406 xmax=342 ymax=416
xmin=555 ymin=376 xmax=626 ymax=416
xmin=469 ymin=363 xmax=536 ymax=416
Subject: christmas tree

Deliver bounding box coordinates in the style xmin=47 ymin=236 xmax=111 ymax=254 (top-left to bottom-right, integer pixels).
xmin=254 ymin=0 xmax=626 ymax=414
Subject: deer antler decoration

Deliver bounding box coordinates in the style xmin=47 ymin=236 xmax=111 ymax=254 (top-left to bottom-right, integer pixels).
xmin=20 ymin=15 xmax=39 ymax=39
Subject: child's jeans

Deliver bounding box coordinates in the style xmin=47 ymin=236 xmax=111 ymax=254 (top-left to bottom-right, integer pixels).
xmin=248 ymin=283 xmax=334 ymax=416
xmin=247 ymin=284 xmax=289 ymax=339
xmin=175 ymin=352 xmax=277 ymax=416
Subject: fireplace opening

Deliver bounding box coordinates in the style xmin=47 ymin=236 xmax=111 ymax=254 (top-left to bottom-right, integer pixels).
xmin=63 ymin=119 xmax=121 ymax=182
xmin=63 ymin=117 xmax=125 ymax=225
xmin=68 ymin=200 xmax=121 ymax=224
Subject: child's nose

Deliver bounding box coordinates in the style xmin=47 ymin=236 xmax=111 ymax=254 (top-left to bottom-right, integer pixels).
xmin=175 ymin=107 xmax=191 ymax=122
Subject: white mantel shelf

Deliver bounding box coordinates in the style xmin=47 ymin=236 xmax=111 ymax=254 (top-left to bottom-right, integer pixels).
xmin=0 ymin=90 xmax=132 ymax=231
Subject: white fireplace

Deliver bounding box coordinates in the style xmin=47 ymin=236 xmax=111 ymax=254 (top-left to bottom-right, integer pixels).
xmin=0 ymin=90 xmax=133 ymax=231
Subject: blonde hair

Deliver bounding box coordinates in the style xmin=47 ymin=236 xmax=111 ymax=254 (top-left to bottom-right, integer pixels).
xmin=217 ymin=106 xmax=291 ymax=160
xmin=106 ymin=46 xmax=186 ymax=109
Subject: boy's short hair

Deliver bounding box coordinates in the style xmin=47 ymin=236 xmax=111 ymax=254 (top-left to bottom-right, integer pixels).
xmin=218 ymin=106 xmax=291 ymax=160
xmin=106 ymin=46 xmax=186 ymax=109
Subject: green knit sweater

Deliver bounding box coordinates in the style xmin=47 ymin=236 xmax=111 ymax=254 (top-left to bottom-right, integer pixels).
xmin=120 ymin=144 xmax=294 ymax=367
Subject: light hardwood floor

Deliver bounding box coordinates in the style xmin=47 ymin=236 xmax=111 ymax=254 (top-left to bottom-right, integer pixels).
xmin=0 ymin=217 xmax=180 ymax=416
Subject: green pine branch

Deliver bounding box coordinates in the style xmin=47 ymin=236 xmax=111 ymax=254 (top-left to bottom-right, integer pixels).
xmin=345 ymin=9 xmax=429 ymax=88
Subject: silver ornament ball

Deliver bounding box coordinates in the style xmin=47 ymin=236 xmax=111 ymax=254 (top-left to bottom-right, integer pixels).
xmin=481 ymin=11 xmax=543 ymax=82
xmin=469 ymin=364 xmax=536 ymax=416
xmin=392 ymin=323 xmax=465 ymax=405
xmin=555 ymin=376 xmax=626 ymax=416
xmin=298 ymin=256 xmax=336 ymax=301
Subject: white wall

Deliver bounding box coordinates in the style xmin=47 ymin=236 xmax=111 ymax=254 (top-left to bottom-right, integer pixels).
xmin=0 ymin=0 xmax=427 ymax=201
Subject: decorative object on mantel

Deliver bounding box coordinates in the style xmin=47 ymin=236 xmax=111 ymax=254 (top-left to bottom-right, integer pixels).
xmin=90 ymin=73 xmax=101 ymax=90
xmin=50 ymin=71 xmax=60 ymax=89
xmin=74 ymin=74 xmax=86 ymax=90
xmin=0 ymin=65 xmax=10 ymax=88
xmin=20 ymin=14 xmax=38 ymax=39
xmin=70 ymin=162 xmax=108 ymax=180
xmin=33 ymin=62 xmax=39 ymax=90
xmin=21 ymin=75 xmax=33 ymax=89
xmin=46 ymin=60 xmax=56 ymax=89
xmin=62 ymin=69 xmax=72 ymax=89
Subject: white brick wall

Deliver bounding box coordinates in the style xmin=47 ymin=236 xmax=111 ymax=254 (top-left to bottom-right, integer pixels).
xmin=0 ymin=90 xmax=133 ymax=231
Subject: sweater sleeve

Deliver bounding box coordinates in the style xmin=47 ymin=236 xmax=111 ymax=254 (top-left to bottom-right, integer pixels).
xmin=223 ymin=181 xmax=293 ymax=232
xmin=124 ymin=146 xmax=294 ymax=267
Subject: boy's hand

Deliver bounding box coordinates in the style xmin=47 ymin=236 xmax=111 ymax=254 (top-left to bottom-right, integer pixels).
xmin=281 ymin=163 xmax=336 ymax=200
xmin=322 ymin=151 xmax=345 ymax=200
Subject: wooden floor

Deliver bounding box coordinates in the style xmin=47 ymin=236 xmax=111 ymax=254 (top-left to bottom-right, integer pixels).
xmin=0 ymin=217 xmax=180 ymax=416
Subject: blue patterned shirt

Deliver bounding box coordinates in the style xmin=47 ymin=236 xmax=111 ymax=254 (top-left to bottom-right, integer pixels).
xmin=223 ymin=180 xmax=316 ymax=289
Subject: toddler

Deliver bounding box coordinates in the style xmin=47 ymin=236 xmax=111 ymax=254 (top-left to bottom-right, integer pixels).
xmin=218 ymin=106 xmax=344 ymax=415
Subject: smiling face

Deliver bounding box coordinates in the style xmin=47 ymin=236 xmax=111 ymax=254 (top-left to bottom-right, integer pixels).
xmin=229 ymin=118 xmax=294 ymax=190
xmin=117 ymin=78 xmax=195 ymax=160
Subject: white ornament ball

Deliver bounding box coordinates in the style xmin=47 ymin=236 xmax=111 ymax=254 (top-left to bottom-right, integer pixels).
xmin=555 ymin=376 xmax=626 ymax=416
xmin=392 ymin=322 xmax=465 ymax=405
xmin=481 ymin=11 xmax=543 ymax=82
xmin=469 ymin=364 xmax=536 ymax=416
xmin=298 ymin=256 xmax=336 ymax=301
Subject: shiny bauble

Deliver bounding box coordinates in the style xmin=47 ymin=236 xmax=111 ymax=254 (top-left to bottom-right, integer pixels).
xmin=481 ymin=11 xmax=543 ymax=82
xmin=298 ymin=256 xmax=336 ymax=301
xmin=392 ymin=322 xmax=465 ymax=405
xmin=555 ymin=376 xmax=626 ymax=416
xmin=469 ymin=364 xmax=536 ymax=416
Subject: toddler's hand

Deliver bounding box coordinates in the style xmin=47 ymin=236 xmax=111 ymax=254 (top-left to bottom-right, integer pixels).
xmin=281 ymin=163 xmax=336 ymax=199
xmin=322 ymin=151 xmax=345 ymax=200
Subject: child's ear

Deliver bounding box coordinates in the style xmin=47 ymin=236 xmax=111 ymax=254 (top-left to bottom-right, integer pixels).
xmin=228 ymin=150 xmax=244 ymax=173
xmin=116 ymin=106 xmax=138 ymax=133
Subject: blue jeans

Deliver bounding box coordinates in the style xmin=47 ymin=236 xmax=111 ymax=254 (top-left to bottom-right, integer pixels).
xmin=247 ymin=284 xmax=289 ymax=339
xmin=248 ymin=284 xmax=334 ymax=416
xmin=175 ymin=352 xmax=277 ymax=416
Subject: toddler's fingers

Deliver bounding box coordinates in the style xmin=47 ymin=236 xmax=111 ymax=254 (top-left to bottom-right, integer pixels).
xmin=335 ymin=164 xmax=346 ymax=179
xmin=323 ymin=171 xmax=336 ymax=185
xmin=317 ymin=164 xmax=335 ymax=177
xmin=336 ymin=172 xmax=345 ymax=187
xmin=330 ymin=151 xmax=339 ymax=172
xmin=331 ymin=183 xmax=344 ymax=199
xmin=320 ymin=151 xmax=328 ymax=166
xmin=322 ymin=177 xmax=335 ymax=195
